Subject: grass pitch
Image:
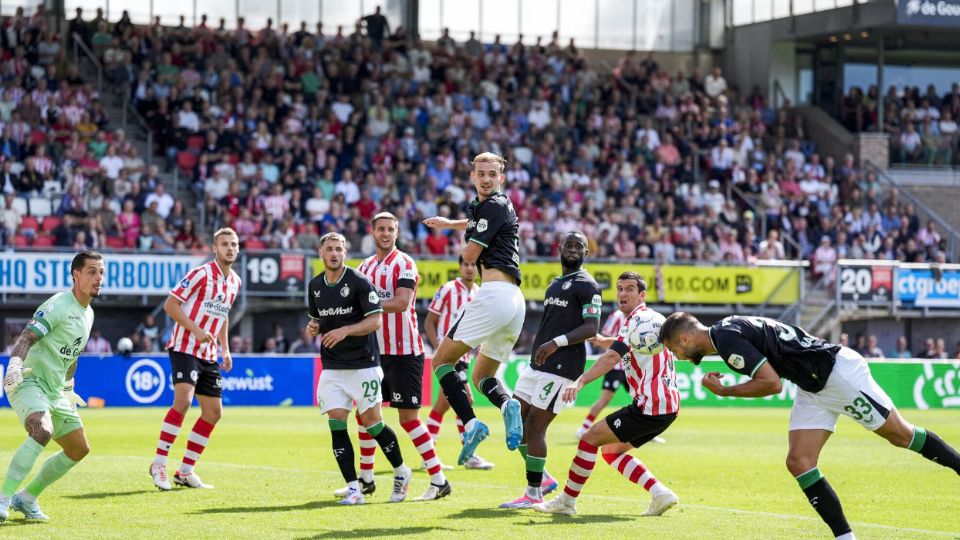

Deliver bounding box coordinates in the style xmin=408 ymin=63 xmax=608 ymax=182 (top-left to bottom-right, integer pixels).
xmin=0 ymin=406 xmax=957 ymax=539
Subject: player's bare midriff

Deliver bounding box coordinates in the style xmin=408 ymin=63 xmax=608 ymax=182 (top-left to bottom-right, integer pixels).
xmin=481 ymin=267 xmax=519 ymax=285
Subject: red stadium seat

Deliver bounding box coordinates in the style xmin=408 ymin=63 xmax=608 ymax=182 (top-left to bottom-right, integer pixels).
xmin=20 ymin=216 xmax=39 ymax=233
xmin=32 ymin=235 xmax=55 ymax=247
xmin=244 ymin=239 xmax=266 ymax=251
xmin=186 ymin=135 xmax=205 ymax=152
xmin=41 ymin=216 xmax=61 ymax=232
xmin=177 ymin=151 xmax=197 ymax=177
xmin=105 ymin=236 xmax=126 ymax=249
xmin=13 ymin=235 xmax=29 ymax=247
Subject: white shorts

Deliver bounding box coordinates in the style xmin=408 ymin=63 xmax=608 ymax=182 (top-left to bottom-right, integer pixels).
xmin=789 ymin=347 xmax=894 ymax=432
xmin=513 ymin=367 xmax=573 ymax=414
xmin=449 ymin=281 xmax=525 ymax=362
xmin=317 ymin=366 xmax=384 ymax=415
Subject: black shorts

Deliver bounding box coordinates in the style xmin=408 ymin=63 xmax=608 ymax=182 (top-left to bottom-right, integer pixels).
xmin=602 ymin=370 xmax=628 ymax=393
xmin=169 ymin=351 xmax=223 ymax=398
xmin=605 ymin=404 xmax=676 ymax=448
xmin=455 ymin=360 xmax=469 ymax=384
xmin=381 ymin=354 xmax=424 ymax=409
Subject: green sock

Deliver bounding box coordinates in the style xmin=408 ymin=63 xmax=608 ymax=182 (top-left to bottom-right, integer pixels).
xmin=908 ymin=426 xmax=927 ymax=452
xmin=518 ymin=444 xmax=528 ymax=460
xmin=434 ymin=364 xmax=456 ymax=379
xmin=2 ymin=438 xmax=44 ymax=497
xmin=24 ymin=452 xmax=78 ymax=498
xmin=366 ymin=422 xmax=385 ymax=437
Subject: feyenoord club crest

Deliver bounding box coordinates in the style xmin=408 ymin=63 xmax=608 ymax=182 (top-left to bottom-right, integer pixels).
xmin=477 ymin=219 xmax=489 ymax=232
xmin=340 ymin=285 xmax=350 ymax=297
xmin=562 ymin=281 xmax=572 ymax=290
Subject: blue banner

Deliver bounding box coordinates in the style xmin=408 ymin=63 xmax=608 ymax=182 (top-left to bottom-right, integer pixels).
xmin=896 ymin=267 xmax=960 ymax=308
xmin=0 ymin=253 xmax=206 ymax=295
xmin=0 ymin=355 xmax=319 ymax=407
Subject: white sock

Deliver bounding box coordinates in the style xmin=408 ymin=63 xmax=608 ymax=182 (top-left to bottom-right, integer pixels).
xmin=836 ymin=533 xmax=856 ymax=540
xmin=649 ymin=482 xmax=670 ymax=498
xmin=464 ymin=418 xmax=478 ymax=432
xmin=153 ymin=455 xmax=167 ymax=466
xmin=359 ymin=470 xmax=374 ymax=483
xmin=394 ymin=465 xmax=408 ymax=477
xmin=15 ymin=489 xmax=36 ymax=504
xmin=347 ymin=480 xmax=359 ymax=492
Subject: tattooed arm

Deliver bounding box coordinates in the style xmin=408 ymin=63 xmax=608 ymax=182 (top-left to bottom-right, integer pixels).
xmin=10 ymin=327 xmax=39 ymax=359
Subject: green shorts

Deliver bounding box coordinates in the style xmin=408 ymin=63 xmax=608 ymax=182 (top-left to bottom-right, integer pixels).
xmin=9 ymin=378 xmax=83 ymax=439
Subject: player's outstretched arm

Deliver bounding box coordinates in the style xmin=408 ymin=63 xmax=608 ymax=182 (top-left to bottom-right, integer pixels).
xmin=562 ymin=349 xmax=621 ymax=402
xmin=702 ymin=362 xmax=782 ymax=398
xmin=423 ymin=216 xmax=468 ymax=231
xmin=587 ymin=334 xmax=617 ymax=349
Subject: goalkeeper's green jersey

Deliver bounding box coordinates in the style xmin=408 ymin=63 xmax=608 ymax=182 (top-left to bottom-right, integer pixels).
xmin=23 ymin=291 xmax=94 ymax=398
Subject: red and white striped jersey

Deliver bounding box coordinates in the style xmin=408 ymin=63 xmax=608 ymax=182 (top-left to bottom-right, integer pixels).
xmin=166 ymin=260 xmax=241 ymax=363
xmin=617 ymin=305 xmax=680 ymax=416
xmin=601 ymin=309 xmax=628 ymax=371
xmin=358 ymin=249 xmax=424 ymax=356
xmin=427 ymin=278 xmax=479 ymax=360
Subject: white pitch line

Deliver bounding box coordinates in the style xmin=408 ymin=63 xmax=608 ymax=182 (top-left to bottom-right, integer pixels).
xmin=92 ymin=455 xmax=959 ymax=538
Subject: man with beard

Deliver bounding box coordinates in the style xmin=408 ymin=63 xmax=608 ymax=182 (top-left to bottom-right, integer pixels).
xmin=659 ymin=313 xmax=960 ymax=539
xmin=499 ymin=231 xmax=601 ymax=509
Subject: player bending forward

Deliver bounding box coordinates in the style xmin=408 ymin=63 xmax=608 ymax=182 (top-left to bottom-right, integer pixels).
xmin=151 ymin=228 xmax=241 ymax=490
xmin=500 ymin=231 xmax=600 ymax=509
xmin=660 ymin=313 xmax=960 ymax=539
xmin=1 ymin=250 xmax=103 ymax=521
xmin=423 ymin=152 xmax=525 ymax=465
xmin=423 ymin=257 xmax=493 ymax=470
xmin=309 ymin=233 xmax=412 ymax=505
xmin=535 ymin=272 xmax=680 ymax=517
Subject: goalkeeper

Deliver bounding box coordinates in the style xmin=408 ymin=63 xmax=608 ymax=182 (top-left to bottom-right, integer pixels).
xmin=0 ymin=250 xmax=104 ymax=522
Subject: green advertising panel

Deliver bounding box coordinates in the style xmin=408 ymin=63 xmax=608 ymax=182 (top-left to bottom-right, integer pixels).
xmin=432 ymin=357 xmax=960 ymax=410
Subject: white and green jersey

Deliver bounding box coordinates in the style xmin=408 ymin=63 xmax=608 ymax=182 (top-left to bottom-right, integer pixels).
xmin=23 ymin=291 xmax=94 ymax=398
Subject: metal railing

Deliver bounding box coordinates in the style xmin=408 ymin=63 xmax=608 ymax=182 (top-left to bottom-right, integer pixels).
xmin=70 ymin=32 xmax=101 ymax=91
xmin=865 ymin=160 xmax=960 ymax=260
xmin=121 ymin=90 xmax=154 ymax=166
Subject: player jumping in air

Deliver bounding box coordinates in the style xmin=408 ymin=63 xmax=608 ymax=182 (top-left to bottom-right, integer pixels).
xmin=535 ymin=272 xmax=680 ymax=517
xmin=660 ymin=313 xmax=960 ymax=539
xmin=500 ymin=231 xmax=601 ymax=509
xmin=423 ymin=257 xmax=494 ymax=470
xmin=1 ymin=250 xmax=103 ymax=521
xmin=345 ymin=211 xmax=450 ymax=501
xmin=308 ymin=233 xmax=412 ymax=505
xmin=150 ymin=228 xmax=241 ymax=490
xmin=423 ymin=152 xmax=525 ymax=465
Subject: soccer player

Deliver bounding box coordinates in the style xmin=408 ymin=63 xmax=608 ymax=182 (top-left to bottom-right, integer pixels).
xmin=424 ymin=256 xmax=494 ymax=470
xmin=423 ymin=152 xmax=525 ymax=465
xmin=150 ymin=228 xmax=241 ymax=490
xmin=499 ymin=231 xmax=600 ymax=509
xmin=0 ymin=250 xmax=103 ymax=521
xmin=350 ymin=211 xmax=450 ymax=500
xmin=580 ymin=287 xmax=667 ymax=444
xmin=535 ymin=272 xmax=680 ymax=517
xmin=659 ymin=313 xmax=960 ymax=539
xmin=308 ymin=232 xmax=412 ymax=505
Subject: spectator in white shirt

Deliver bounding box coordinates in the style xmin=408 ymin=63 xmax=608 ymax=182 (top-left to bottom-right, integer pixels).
xmin=813 ymin=235 xmax=838 ymax=281
xmin=1 ymin=193 xmax=21 ymax=244
xmin=331 ymin=94 xmax=354 ymax=124
xmin=205 ymin=173 xmax=230 ymax=200
xmin=784 ymin=140 xmax=806 ymax=168
xmin=704 ymin=67 xmax=727 ymax=98
xmin=176 ymin=100 xmax=200 ymax=132
xmin=703 ymin=179 xmax=726 ymax=215
xmin=99 ymin=145 xmax=125 ymax=180
xmin=635 ymin=118 xmax=661 ymax=151
xmin=939 ymin=110 xmax=958 ymax=134
xmin=758 ymin=229 xmax=786 ymax=260
xmin=527 ymin=98 xmax=550 ymax=130
xmin=334 ymin=170 xmax=361 ymax=205
xmin=144 ymin=183 xmax=175 ymax=218
xmin=899 ymin=123 xmax=923 ymax=162
xmin=710 ymin=139 xmax=735 ymax=171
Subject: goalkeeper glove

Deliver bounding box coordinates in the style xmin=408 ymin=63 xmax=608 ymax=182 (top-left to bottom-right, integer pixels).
xmin=63 ymin=378 xmax=87 ymax=408
xmin=3 ymin=356 xmax=31 ymax=396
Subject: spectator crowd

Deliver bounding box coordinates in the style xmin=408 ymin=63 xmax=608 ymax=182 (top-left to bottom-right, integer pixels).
xmin=0 ymin=5 xmax=951 ymax=277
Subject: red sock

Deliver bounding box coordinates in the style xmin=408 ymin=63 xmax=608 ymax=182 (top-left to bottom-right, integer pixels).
xmin=455 ymin=416 xmax=465 ymax=445
xmin=426 ymin=410 xmax=444 ymax=440
xmin=581 ymin=413 xmax=597 ymax=431
xmin=179 ymin=418 xmax=214 ymax=474
xmin=357 ymin=414 xmax=376 ymax=482
xmin=402 ymin=419 xmax=445 ymax=485
xmin=564 ymin=440 xmax=598 ymax=498
xmin=602 ymin=452 xmax=661 ymax=492
xmin=154 ymin=408 xmax=184 ymax=465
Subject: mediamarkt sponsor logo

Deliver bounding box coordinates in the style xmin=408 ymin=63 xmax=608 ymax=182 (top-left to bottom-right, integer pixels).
xmin=316 ymin=306 xmax=353 ymax=317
